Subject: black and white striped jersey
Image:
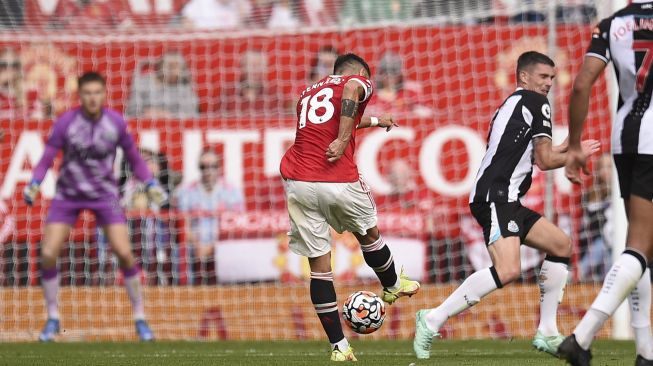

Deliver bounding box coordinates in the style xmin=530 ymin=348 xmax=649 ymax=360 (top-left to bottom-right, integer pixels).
xmin=469 ymin=88 xmax=552 ymax=203
xmin=588 ymin=0 xmax=653 ymax=155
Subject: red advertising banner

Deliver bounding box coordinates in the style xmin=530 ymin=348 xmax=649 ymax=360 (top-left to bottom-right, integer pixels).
xmin=1 ymin=116 xmax=605 ymax=239
xmin=0 ymin=24 xmax=612 ymax=247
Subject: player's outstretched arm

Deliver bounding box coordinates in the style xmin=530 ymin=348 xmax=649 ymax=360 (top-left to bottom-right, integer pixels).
xmin=24 ymin=144 xmax=59 ymax=206
xmin=533 ymin=137 xmax=566 ymax=170
xmin=566 ymin=56 xmax=607 ymax=184
xmin=358 ymin=114 xmax=398 ymax=131
xmin=534 ymin=136 xmax=600 ymax=171
xmin=552 ymin=137 xmax=569 ymax=154
xmin=326 ymin=80 xmax=364 ymax=162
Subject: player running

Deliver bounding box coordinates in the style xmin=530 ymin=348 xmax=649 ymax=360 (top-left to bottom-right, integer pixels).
xmin=24 ymin=72 xmax=167 ymax=342
xmin=560 ymin=2 xmax=653 ymax=365
xmin=413 ymin=51 xmax=600 ymax=359
xmin=280 ymin=53 xmax=420 ymax=362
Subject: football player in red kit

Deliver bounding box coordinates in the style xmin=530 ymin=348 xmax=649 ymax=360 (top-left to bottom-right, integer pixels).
xmin=280 ymin=53 xmax=420 ymax=361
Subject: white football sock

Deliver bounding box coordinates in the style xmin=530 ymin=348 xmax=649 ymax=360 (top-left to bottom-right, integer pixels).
xmin=574 ymin=308 xmax=609 ymax=350
xmin=123 ymin=268 xmax=145 ymax=320
xmin=537 ymin=259 xmax=568 ymax=336
xmin=629 ymin=268 xmax=653 ymax=360
xmin=424 ymin=267 xmax=499 ymax=332
xmin=574 ymin=251 xmax=645 ymax=349
xmin=388 ymin=276 xmax=401 ymax=292
xmin=42 ymin=275 xmax=60 ymax=320
xmin=332 ymin=337 xmax=350 ymax=351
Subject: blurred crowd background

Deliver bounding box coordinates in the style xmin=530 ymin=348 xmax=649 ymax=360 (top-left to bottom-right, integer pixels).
xmin=0 ymin=0 xmax=617 ymax=288
xmin=0 ymin=1 xmax=597 ymax=31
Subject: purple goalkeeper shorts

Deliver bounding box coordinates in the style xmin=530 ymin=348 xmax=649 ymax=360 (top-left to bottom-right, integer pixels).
xmin=46 ymin=199 xmax=126 ymax=226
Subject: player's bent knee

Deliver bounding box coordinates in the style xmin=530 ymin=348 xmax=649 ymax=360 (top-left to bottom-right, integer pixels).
xmin=494 ymin=264 xmax=521 ymax=285
xmin=552 ymin=237 xmax=572 ymax=258
xmin=627 ymin=242 xmax=653 ymax=263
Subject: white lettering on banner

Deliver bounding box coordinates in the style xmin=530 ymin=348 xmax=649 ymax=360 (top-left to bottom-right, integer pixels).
xmin=154 ymin=0 xmax=173 ymax=13
xmin=138 ymin=130 xmax=161 ymax=152
xmin=217 ymin=212 xmax=424 ymax=235
xmin=0 ymin=127 xmax=573 ymax=200
xmin=219 ymin=211 xmax=290 ymax=233
xmin=1 ymin=132 xmax=55 ymax=199
xmin=127 ymin=0 xmax=151 ymax=14
xmin=36 ymin=0 xmax=58 ymax=15
xmin=182 ymin=130 xmax=203 ymax=186
xmin=357 ymin=128 xmax=416 ymax=195
xmin=419 ymin=126 xmax=485 ymax=197
xmin=263 ymin=129 xmax=295 ymax=177
xmin=206 ymin=130 xmax=260 ymax=189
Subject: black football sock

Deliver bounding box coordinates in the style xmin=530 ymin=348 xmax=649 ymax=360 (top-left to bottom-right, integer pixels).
xmin=360 ymin=236 xmax=398 ymax=289
xmin=310 ymin=271 xmax=345 ymax=344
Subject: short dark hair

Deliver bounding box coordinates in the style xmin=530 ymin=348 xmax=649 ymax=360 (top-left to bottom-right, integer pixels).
xmin=334 ymin=53 xmax=371 ymax=76
xmin=516 ymin=51 xmax=555 ymax=78
xmin=78 ymin=71 xmax=106 ymax=89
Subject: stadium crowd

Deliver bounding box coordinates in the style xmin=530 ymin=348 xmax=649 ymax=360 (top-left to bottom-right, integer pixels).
xmin=0 ymin=0 xmax=598 ymax=30
xmin=0 ymin=1 xmax=600 ymax=120
xmin=0 ymin=45 xmax=436 ymax=119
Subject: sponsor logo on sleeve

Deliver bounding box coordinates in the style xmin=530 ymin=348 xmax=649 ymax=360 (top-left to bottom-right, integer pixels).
xmin=541 ymin=104 xmax=551 ymax=119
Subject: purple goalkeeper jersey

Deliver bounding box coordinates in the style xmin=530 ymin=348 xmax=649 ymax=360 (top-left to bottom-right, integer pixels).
xmin=32 ymin=107 xmax=152 ymax=201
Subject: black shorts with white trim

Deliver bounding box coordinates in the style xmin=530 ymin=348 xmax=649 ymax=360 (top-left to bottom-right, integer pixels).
xmin=469 ymin=201 xmax=541 ymax=246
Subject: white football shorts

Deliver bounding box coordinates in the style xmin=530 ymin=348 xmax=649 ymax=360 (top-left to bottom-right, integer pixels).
xmin=283 ymin=178 xmax=378 ymax=258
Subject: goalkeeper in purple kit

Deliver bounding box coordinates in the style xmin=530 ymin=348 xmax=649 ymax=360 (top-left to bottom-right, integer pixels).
xmin=24 ymin=72 xmax=167 ymax=342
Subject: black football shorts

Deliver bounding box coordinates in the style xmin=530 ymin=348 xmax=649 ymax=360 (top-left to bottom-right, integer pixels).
xmin=469 ymin=201 xmax=542 ymax=246
xmin=614 ymin=154 xmax=653 ymax=201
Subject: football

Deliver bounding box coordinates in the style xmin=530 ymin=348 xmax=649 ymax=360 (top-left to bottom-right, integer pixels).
xmin=342 ymin=291 xmax=386 ymax=334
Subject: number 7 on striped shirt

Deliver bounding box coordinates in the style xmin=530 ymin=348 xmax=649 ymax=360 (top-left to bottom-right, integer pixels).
xmin=633 ymin=40 xmax=653 ymax=93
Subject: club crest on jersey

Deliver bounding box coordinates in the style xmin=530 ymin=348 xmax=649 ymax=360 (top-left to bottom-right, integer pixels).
xmin=507 ymin=220 xmax=519 ymax=233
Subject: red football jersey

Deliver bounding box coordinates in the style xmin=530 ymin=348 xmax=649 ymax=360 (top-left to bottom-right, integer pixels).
xmin=280 ymin=75 xmax=373 ymax=182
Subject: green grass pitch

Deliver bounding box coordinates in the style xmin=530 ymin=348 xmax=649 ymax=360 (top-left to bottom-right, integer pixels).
xmin=0 ymin=340 xmax=633 ymax=366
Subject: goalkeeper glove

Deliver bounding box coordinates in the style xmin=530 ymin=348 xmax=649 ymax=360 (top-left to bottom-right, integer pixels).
xmin=23 ymin=179 xmax=41 ymax=206
xmin=145 ymin=179 xmax=169 ymax=208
